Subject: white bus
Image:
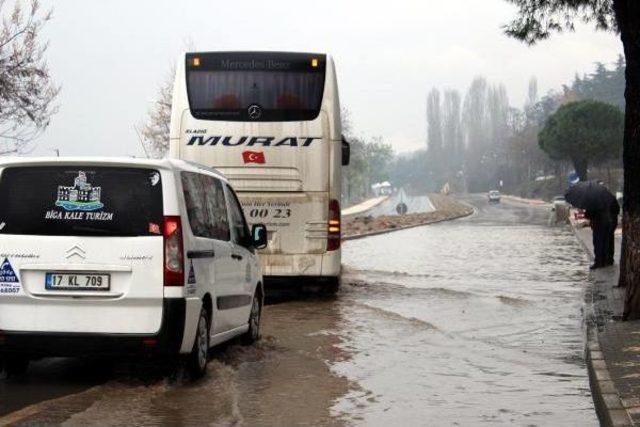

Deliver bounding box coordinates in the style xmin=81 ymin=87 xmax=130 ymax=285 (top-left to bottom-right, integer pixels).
xmin=169 ymin=51 xmax=349 ymax=292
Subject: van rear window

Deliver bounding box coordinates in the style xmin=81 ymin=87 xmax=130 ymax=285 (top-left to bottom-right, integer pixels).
xmin=0 ymin=166 xmax=163 ymax=237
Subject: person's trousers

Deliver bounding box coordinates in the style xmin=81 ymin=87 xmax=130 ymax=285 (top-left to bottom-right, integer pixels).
xmin=608 ymin=218 xmax=618 ymax=264
xmin=592 ymin=218 xmax=616 ymax=266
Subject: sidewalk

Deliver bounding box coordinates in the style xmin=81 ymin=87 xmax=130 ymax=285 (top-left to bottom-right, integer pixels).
xmin=574 ymin=223 xmax=640 ymax=426
xmin=501 ymin=194 xmax=550 ymax=206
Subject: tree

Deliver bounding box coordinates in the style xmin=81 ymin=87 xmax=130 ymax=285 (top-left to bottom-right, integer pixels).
xmin=366 ymin=137 xmax=394 ymax=185
xmin=462 ymin=77 xmax=490 ymax=191
xmin=342 ymin=135 xmax=394 ymax=204
xmin=0 ymin=0 xmax=59 ymax=155
xmin=390 ymin=149 xmax=431 ymax=193
xmin=572 ymin=57 xmax=626 ymax=109
xmin=538 ymin=100 xmax=623 ymax=180
xmin=504 ymin=0 xmax=640 ymax=320
xmin=426 ymin=88 xmax=443 ymax=185
xmin=138 ymin=68 xmax=173 ymax=158
xmin=442 ymin=89 xmax=464 ymax=182
xmin=341 ymin=106 xmax=353 ymax=137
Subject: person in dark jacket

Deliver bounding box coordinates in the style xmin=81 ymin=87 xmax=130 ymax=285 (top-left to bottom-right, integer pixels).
xmin=585 ymin=191 xmax=620 ymax=269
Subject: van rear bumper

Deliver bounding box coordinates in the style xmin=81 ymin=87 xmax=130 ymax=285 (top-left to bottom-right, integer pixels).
xmin=0 ymin=299 xmax=185 ymax=357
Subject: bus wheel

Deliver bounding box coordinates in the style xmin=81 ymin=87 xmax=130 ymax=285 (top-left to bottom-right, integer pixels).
xmin=187 ymin=309 xmax=209 ymax=379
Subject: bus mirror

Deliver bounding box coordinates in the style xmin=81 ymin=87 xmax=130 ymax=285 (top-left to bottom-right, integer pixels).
xmin=251 ymin=224 xmax=268 ymax=249
xmin=342 ymin=137 xmax=350 ymax=166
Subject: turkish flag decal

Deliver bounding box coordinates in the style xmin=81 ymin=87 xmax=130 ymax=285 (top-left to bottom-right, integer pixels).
xmin=242 ymin=151 xmax=266 ymax=164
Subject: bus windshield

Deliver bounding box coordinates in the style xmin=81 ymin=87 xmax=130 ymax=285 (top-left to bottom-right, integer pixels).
xmin=186 ymin=52 xmax=326 ymax=122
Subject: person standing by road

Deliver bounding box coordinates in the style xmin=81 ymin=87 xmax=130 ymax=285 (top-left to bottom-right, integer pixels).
xmin=566 ymin=181 xmax=620 ymax=270
xmin=584 ymin=207 xmax=610 ymax=269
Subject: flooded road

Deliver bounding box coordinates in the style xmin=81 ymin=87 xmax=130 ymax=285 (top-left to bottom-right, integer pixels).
xmin=0 ymin=195 xmax=596 ymax=426
xmin=336 ymin=195 xmax=596 ymax=425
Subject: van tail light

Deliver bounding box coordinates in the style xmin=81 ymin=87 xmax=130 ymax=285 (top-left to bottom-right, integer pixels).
xmin=327 ymin=199 xmax=341 ymax=251
xmin=163 ymin=216 xmax=184 ymax=286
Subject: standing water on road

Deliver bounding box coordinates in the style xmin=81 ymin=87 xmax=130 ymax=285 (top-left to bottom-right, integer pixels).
xmin=0 ymin=197 xmax=597 ymax=426
xmin=337 ymin=196 xmax=596 ymax=425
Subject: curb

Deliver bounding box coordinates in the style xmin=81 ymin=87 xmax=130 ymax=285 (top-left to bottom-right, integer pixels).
xmin=501 ymin=194 xmax=550 ymax=206
xmin=571 ymin=221 xmax=634 ymax=427
xmin=585 ymin=329 xmax=633 ymax=427
xmin=342 ymin=195 xmax=390 ymax=218
xmin=343 ymin=206 xmax=475 ymax=241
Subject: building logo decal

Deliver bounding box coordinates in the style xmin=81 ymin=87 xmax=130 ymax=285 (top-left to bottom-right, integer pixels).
xmin=55 ymin=171 xmax=104 ymax=212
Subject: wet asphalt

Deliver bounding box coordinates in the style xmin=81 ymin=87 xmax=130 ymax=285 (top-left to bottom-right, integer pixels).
xmin=0 ymin=195 xmax=597 ymax=426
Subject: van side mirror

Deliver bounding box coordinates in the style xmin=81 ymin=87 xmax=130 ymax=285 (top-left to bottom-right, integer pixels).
xmin=342 ymin=136 xmax=350 ymax=166
xmin=251 ymin=224 xmax=268 ymax=249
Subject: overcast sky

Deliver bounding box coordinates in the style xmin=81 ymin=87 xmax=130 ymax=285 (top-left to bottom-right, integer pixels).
xmin=30 ymin=0 xmax=622 ymax=157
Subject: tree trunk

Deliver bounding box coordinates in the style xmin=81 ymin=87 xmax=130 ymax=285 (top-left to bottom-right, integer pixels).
xmin=573 ymin=158 xmax=588 ymax=182
xmin=614 ymin=1 xmax=640 ymax=319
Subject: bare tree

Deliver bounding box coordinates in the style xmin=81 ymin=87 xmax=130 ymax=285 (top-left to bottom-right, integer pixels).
xmin=0 ymin=0 xmax=59 ymax=155
xmin=138 ymin=68 xmax=173 ymax=158
xmin=462 ymin=77 xmax=490 ymax=191
xmin=341 ymin=106 xmax=353 ymax=137
xmin=442 ymin=89 xmax=463 ymax=179
xmin=426 ymin=88 xmax=444 ymax=186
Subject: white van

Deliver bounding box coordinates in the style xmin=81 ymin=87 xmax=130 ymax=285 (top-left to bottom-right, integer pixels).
xmin=0 ymin=157 xmax=267 ymax=378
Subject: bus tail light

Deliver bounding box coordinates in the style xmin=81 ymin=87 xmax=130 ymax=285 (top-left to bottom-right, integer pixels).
xmin=327 ymin=199 xmax=341 ymax=251
xmin=164 ymin=216 xmax=184 ymax=286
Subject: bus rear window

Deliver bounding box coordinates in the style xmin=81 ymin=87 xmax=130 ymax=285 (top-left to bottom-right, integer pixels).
xmin=0 ymin=166 xmax=164 ymax=237
xmin=186 ymin=52 xmax=326 ymax=122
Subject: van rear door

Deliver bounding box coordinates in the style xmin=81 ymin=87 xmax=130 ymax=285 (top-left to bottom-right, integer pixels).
xmin=0 ymin=165 xmax=166 ymax=335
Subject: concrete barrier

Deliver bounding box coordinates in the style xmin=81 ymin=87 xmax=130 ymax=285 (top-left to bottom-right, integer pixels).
xmin=342 ymin=196 xmax=389 ymax=217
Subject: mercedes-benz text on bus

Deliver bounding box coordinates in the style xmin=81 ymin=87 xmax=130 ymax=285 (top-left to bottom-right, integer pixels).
xmin=170 ymin=51 xmax=349 ymax=292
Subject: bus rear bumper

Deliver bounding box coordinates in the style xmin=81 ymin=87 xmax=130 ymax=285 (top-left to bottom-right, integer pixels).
xmin=260 ymin=251 xmax=341 ymax=277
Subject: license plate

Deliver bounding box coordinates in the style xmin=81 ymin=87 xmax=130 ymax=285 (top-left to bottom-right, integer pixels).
xmin=45 ymin=273 xmax=110 ymax=291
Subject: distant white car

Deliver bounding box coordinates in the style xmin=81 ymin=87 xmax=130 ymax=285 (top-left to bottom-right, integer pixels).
xmin=488 ymin=190 xmax=501 ymax=203
xmin=0 ymin=157 xmax=267 ymax=378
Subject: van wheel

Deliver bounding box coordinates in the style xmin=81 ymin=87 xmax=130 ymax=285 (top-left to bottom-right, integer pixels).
xmin=241 ymin=294 xmax=261 ymax=345
xmin=187 ymin=309 xmax=209 ymax=379
xmin=2 ymin=355 xmax=29 ymax=377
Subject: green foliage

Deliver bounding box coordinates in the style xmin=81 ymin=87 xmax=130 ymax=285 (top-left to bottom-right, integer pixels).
xmin=390 ymin=150 xmax=433 ymax=193
xmin=572 ymin=56 xmax=625 ymax=110
xmin=503 ymin=0 xmax=616 ymax=44
xmin=539 ymin=100 xmax=623 ymax=178
xmin=343 ymin=136 xmax=394 ymax=204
